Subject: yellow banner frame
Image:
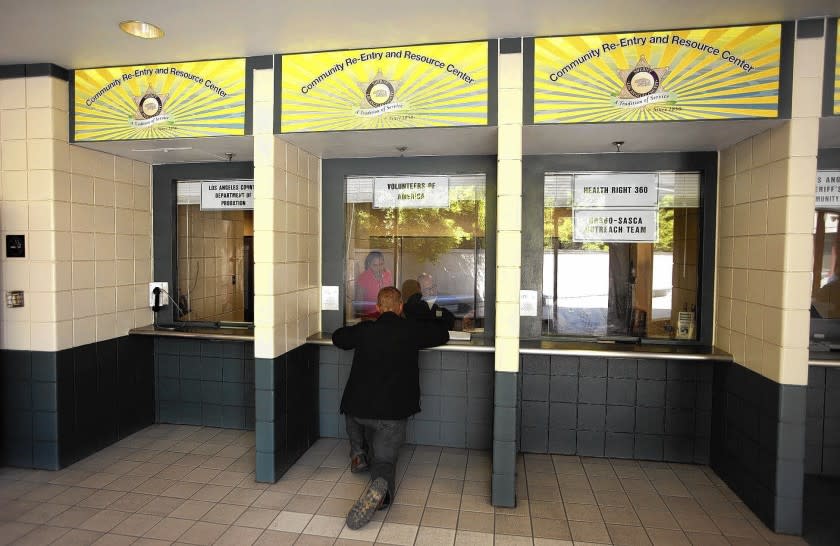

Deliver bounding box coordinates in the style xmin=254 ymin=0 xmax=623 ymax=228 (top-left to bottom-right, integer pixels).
xmin=532 ymin=23 xmax=786 ymax=123
xmin=73 ymin=58 xmax=246 ymax=141
xmin=279 ymin=41 xmax=491 ymax=133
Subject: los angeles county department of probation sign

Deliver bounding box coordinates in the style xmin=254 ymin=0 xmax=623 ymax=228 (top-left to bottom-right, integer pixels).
xmin=73 ymin=59 xmax=246 ymax=141
xmin=280 ymin=41 xmax=488 ymax=132
xmin=534 ymin=23 xmax=782 ymax=123
xmin=200 ymin=181 xmax=254 ymax=211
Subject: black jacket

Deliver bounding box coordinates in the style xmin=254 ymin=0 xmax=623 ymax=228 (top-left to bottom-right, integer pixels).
xmin=402 ymin=293 xmax=456 ymax=331
xmin=333 ymin=312 xmax=450 ymax=419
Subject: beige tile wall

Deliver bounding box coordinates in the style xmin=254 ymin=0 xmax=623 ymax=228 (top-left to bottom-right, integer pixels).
xmin=495 ymin=51 xmax=523 ymax=373
xmin=0 ymin=75 xmax=152 ymax=352
xmin=251 ymin=68 xmax=321 ymax=360
xmin=714 ymin=35 xmax=823 ymax=386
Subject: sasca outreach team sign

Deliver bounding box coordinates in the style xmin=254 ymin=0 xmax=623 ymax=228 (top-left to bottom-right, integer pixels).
xmin=533 ymin=23 xmax=782 ymax=123
xmin=73 ymin=58 xmax=246 ymax=141
xmin=280 ymin=41 xmax=489 ymax=132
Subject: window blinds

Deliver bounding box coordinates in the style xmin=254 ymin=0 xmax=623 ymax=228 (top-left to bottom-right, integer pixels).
xmin=544 ymin=172 xmax=701 ymax=208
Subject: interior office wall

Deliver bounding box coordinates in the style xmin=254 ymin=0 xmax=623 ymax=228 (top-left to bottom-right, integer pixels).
xmin=0 ymin=74 xmax=152 ymax=351
xmin=68 ymin=146 xmax=153 ymax=343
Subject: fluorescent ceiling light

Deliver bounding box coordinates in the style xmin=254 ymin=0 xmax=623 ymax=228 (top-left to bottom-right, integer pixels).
xmin=119 ymin=20 xmax=164 ymax=39
xmin=131 ymin=147 xmax=192 ymax=152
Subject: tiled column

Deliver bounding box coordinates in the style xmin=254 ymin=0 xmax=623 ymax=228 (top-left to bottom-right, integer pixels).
xmin=492 ymin=40 xmax=523 ymax=507
xmin=252 ymin=65 xmax=279 ymax=482
xmin=1 ymin=75 xmax=71 ymax=354
xmin=253 ymin=63 xmax=323 ymax=482
xmin=713 ymin=22 xmax=823 ymax=534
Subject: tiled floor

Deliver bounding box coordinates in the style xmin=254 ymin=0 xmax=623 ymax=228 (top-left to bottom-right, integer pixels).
xmin=0 ymin=424 xmax=809 ymax=545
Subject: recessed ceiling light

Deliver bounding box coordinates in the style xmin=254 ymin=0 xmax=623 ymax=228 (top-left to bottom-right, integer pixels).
xmin=119 ymin=20 xmax=164 ymax=39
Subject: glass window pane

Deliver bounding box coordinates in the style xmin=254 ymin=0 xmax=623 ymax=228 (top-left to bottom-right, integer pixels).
xmin=812 ymin=210 xmax=840 ymax=318
xmin=176 ymin=180 xmax=254 ymax=323
xmin=542 ymin=171 xmax=701 ymax=340
xmin=345 ymin=174 xmax=486 ymax=332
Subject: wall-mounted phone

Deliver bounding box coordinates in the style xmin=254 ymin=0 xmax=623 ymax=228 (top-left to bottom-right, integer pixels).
xmin=148 ymin=282 xmax=169 ymax=309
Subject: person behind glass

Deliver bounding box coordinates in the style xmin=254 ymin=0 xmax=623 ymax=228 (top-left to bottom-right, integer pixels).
xmin=408 ymin=272 xmax=455 ymax=330
xmin=332 ymin=286 xmax=449 ymax=529
xmin=356 ymin=251 xmax=393 ymax=319
xmin=402 ymin=275 xmax=455 ymax=330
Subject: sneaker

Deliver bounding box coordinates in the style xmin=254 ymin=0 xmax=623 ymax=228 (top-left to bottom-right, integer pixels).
xmin=350 ymin=454 xmax=369 ymax=473
xmin=346 ymin=477 xmax=388 ymax=530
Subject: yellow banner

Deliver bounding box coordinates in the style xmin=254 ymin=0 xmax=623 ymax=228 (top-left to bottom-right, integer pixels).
xmin=534 ymin=24 xmax=782 ymax=123
xmin=280 ymin=41 xmax=488 ymax=132
xmin=74 ymin=58 xmax=246 ymax=141
xmin=834 ymin=19 xmax=840 ymax=115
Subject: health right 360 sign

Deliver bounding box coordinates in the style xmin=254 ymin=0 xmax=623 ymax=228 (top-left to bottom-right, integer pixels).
xmin=534 ymin=24 xmax=782 ymax=123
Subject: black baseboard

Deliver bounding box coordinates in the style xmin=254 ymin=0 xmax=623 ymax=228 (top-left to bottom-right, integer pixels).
xmin=317 ymin=346 xmax=494 ymax=449
xmin=519 ymin=355 xmax=712 ymax=464
xmin=805 ymin=365 xmax=840 ymax=476
xmin=154 ymin=337 xmax=255 ymax=430
xmin=2 ymin=335 xmax=154 ymax=470
xmin=256 ymin=344 xmax=319 ymax=482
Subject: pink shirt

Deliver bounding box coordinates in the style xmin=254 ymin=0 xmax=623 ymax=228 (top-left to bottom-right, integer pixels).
xmin=356 ymin=268 xmax=393 ymax=315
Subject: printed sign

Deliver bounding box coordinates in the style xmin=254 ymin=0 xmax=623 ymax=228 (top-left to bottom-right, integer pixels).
xmin=373 ymin=176 xmax=450 ymax=209
xmin=676 ymin=311 xmax=696 ymax=339
xmin=519 ymin=290 xmax=538 ymax=317
xmin=322 ymin=286 xmax=340 ymax=311
xmin=816 ymin=170 xmax=840 ymax=210
xmin=534 ymin=24 xmax=782 ymax=123
xmin=573 ymin=209 xmax=658 ymax=242
xmin=280 ymin=41 xmax=488 ymax=132
xmin=573 ymin=173 xmax=657 ymax=207
xmin=200 ymin=181 xmax=254 ymax=211
xmin=73 ymin=58 xmax=246 ymax=141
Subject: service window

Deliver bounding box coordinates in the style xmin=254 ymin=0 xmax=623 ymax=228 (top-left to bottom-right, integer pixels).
xmin=344 ymin=174 xmax=486 ymax=332
xmin=812 ymin=170 xmax=840 ymax=320
xmin=175 ymin=180 xmax=254 ymax=323
xmin=542 ymin=171 xmax=701 ymax=340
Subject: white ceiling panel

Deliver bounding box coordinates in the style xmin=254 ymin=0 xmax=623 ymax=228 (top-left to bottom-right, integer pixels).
xmin=6 ymin=0 xmax=838 ymax=162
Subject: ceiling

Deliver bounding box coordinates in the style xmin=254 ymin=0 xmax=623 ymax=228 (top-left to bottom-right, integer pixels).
xmin=3 ymin=0 xmax=839 ymax=163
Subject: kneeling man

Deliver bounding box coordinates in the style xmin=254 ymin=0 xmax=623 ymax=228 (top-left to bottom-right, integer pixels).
xmin=332 ymin=286 xmax=450 ymax=529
